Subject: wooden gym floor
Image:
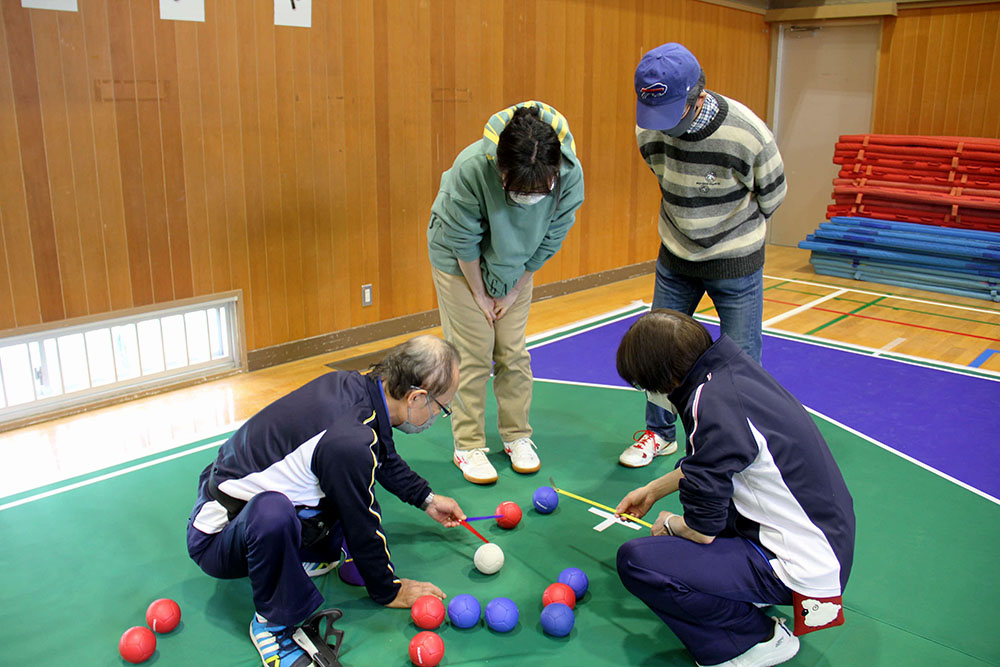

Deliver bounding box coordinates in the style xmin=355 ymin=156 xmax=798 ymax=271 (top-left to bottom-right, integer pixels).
xmin=2 ymin=244 xmax=999 ymax=500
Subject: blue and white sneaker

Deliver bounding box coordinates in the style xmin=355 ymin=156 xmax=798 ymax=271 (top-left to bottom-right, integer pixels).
xmin=249 ymin=613 xmax=315 ymax=667
xmin=302 ymin=559 xmax=339 ymax=578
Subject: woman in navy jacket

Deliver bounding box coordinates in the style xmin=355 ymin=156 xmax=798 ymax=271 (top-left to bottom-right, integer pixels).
xmin=614 ymin=310 xmax=855 ymax=667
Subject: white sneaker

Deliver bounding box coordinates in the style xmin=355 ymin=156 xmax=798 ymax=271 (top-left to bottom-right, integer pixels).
xmin=503 ymin=437 xmax=540 ymax=473
xmin=618 ymin=430 xmax=678 ymax=467
xmin=699 ymin=617 xmax=800 ymax=667
xmin=454 ymin=448 xmax=498 ymax=484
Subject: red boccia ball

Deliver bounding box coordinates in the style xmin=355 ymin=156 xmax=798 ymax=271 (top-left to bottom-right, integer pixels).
xmin=408 ymin=630 xmax=445 ymax=667
xmin=542 ymin=582 xmax=577 ymax=610
xmin=496 ymin=501 xmax=522 ymax=529
xmin=410 ymin=595 xmax=446 ymax=630
xmin=119 ymin=626 xmax=156 ymax=664
xmin=146 ymin=598 xmax=182 ymax=633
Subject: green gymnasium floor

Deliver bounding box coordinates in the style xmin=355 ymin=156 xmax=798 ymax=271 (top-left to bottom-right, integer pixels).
xmin=2 ymin=381 xmax=999 ymax=666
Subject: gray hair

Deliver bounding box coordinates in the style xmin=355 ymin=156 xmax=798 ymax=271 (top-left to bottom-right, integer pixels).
xmin=369 ymin=335 xmax=461 ymax=399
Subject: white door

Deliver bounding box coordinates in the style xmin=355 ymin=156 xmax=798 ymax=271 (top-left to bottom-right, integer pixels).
xmin=768 ymin=22 xmax=880 ymax=246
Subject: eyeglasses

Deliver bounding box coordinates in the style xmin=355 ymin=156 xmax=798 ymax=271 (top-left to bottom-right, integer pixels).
xmin=411 ymin=386 xmax=452 ymax=418
xmin=429 ymin=394 xmax=452 ymax=418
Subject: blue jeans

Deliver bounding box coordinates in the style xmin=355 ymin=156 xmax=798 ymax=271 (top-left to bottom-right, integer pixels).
xmin=646 ymin=257 xmax=763 ymax=441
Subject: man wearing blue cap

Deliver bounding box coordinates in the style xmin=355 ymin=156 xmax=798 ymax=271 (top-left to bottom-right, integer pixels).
xmin=618 ymin=43 xmax=786 ymax=470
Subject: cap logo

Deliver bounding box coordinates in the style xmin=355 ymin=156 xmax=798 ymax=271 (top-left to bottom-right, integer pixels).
xmin=639 ymin=82 xmax=668 ymax=99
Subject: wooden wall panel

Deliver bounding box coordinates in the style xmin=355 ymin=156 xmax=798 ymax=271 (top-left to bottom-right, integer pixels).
xmin=34 ymin=11 xmax=88 ymax=319
xmin=875 ymin=2 xmax=1000 ymax=137
xmin=58 ymin=11 xmax=111 ymax=316
xmin=215 ymin=1 xmax=250 ymax=340
xmin=1 ymin=0 xmax=777 ymax=352
xmin=0 ymin=3 xmax=41 ymax=329
xmin=153 ymin=14 xmax=194 ymax=302
xmin=80 ymin=0 xmax=132 ymax=312
xmin=173 ymin=20 xmax=211 ymax=303
xmin=4 ymin=3 xmax=63 ymax=323
xmin=233 ymin=2 xmax=270 ymax=350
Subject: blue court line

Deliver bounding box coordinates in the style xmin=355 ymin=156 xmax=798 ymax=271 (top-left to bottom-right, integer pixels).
xmin=971 ymin=348 xmax=1000 ymax=368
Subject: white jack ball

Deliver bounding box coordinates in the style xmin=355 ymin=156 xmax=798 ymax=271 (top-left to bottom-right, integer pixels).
xmin=474 ymin=543 xmax=504 ymax=575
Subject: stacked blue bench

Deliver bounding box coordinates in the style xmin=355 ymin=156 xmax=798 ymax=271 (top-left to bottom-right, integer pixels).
xmin=798 ymin=216 xmax=1000 ymax=302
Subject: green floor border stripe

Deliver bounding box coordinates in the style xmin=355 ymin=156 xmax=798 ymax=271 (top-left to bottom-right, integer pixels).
xmin=806 ymin=296 xmax=886 ymax=336
xmin=527 ymin=304 xmax=648 ymax=348
xmin=0 ymin=429 xmax=235 ymax=508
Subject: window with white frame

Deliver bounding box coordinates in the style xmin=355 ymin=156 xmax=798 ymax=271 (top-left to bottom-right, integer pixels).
xmin=0 ymin=295 xmax=242 ymax=426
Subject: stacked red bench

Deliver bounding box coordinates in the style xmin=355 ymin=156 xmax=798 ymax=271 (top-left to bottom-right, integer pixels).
xmin=829 ymin=134 xmax=1000 ymax=232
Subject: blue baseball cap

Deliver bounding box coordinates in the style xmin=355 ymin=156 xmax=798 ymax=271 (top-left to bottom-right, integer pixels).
xmin=634 ymin=43 xmax=702 ymax=130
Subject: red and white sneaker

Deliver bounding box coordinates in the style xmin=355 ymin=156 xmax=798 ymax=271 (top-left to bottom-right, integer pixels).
xmin=618 ymin=430 xmax=678 ymax=467
xmin=453 ymin=448 xmax=498 ymax=484
xmin=503 ymin=437 xmax=540 ymax=474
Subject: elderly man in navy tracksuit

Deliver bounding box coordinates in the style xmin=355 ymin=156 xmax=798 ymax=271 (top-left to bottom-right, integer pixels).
xmin=614 ymin=310 xmax=855 ymax=667
xmin=186 ymin=335 xmax=466 ymax=667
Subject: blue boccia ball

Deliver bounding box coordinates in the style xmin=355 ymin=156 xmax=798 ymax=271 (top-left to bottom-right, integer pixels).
xmin=540 ymin=602 xmax=575 ymax=637
xmin=484 ymin=597 xmax=519 ymax=633
xmin=447 ymin=594 xmax=481 ymax=629
xmin=532 ymin=486 xmax=559 ymax=514
xmin=557 ymin=567 xmax=589 ymax=600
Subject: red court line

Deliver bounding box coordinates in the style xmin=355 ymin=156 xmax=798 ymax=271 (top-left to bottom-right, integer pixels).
xmin=764 ymin=297 xmax=1000 ymax=343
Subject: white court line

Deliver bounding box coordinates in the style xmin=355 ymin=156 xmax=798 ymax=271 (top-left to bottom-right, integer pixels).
xmin=527 ymin=301 xmax=647 ymax=348
xmin=531 ymin=300 xmax=999 ymax=382
xmin=804 ymin=406 xmax=1000 ymax=507
xmin=762 ymin=288 xmax=849 ymax=328
xmin=588 ymin=507 xmax=641 ymax=532
xmin=874 ymin=337 xmax=907 ymax=356
xmin=0 ymin=439 xmax=226 ymax=513
xmin=535 ymin=377 xmax=634 ymax=392
xmin=760 ymin=327 xmax=1000 ymax=381
xmin=764 ymin=273 xmax=1000 ymax=316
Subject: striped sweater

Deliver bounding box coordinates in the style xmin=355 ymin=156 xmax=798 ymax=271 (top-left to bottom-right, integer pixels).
xmin=637 ymin=93 xmax=786 ymax=279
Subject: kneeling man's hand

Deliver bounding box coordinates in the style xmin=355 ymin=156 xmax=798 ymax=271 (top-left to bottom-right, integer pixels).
xmin=387 ymin=578 xmax=446 ymax=608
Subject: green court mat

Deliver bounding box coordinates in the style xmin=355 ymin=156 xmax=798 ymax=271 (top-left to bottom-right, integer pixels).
xmin=1 ymin=381 xmax=998 ymax=666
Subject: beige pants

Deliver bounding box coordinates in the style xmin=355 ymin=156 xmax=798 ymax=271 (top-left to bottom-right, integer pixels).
xmin=431 ymin=266 xmax=533 ymax=451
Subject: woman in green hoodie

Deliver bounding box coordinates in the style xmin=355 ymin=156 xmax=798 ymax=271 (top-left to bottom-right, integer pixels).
xmin=427 ymin=101 xmax=585 ymax=484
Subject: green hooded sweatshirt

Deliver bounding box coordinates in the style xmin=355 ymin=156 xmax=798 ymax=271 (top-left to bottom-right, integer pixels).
xmin=427 ymin=101 xmax=585 ymax=298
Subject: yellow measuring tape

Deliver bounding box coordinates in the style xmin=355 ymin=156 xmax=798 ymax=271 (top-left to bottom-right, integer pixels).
xmin=550 ymin=484 xmax=653 ymax=528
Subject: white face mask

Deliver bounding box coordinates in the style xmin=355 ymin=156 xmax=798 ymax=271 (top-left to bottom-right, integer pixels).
xmin=645 ymin=390 xmax=678 ymax=415
xmin=509 ymin=191 xmax=548 ymax=206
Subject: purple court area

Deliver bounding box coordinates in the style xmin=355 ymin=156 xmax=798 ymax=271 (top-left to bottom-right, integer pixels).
xmin=530 ymin=315 xmax=1000 ymax=501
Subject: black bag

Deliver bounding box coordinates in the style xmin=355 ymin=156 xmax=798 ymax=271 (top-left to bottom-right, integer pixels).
xmin=297 ymin=507 xmax=333 ymax=549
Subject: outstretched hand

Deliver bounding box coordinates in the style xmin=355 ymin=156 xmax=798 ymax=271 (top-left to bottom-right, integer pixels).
xmin=425 ymin=494 xmax=466 ymax=527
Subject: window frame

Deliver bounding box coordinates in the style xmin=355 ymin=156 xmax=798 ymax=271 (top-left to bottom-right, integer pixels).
xmin=0 ymin=291 xmax=245 ymax=431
